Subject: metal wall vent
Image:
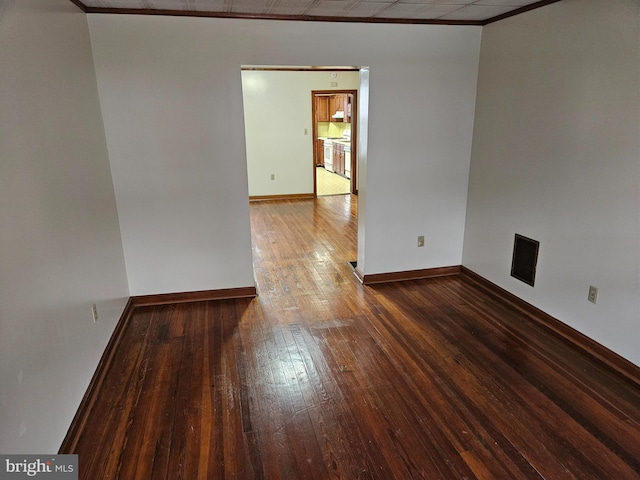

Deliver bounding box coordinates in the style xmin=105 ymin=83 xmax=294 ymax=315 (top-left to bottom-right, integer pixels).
xmin=511 ymin=234 xmax=539 ymax=287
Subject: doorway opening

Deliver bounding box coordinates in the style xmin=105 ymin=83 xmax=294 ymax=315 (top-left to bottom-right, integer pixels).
xmin=240 ymin=66 xmax=367 ymax=275
xmin=312 ymin=90 xmax=358 ymax=197
xmin=241 ymin=67 xmax=361 ymax=201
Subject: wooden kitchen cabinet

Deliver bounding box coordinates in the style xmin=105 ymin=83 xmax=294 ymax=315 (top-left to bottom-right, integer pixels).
xmin=330 ymin=94 xmax=347 ymax=121
xmin=345 ymin=96 xmax=352 ymax=123
xmin=315 ymin=96 xmax=330 ymax=122
xmin=333 ymin=142 xmax=345 ymax=176
xmin=316 ymin=94 xmax=352 ymax=123
xmin=315 ymin=139 xmax=324 ymax=167
xmin=338 ymin=95 xmax=352 ymax=123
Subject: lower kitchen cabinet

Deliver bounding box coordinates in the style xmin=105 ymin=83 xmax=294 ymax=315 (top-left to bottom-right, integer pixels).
xmin=315 ymin=139 xmax=324 ymax=167
xmin=333 ymin=142 xmax=345 ymax=176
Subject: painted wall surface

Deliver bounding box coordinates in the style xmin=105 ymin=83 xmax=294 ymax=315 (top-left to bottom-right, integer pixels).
xmin=360 ymin=26 xmax=480 ymax=275
xmin=463 ymin=0 xmax=640 ymax=365
xmin=88 ymin=15 xmax=481 ymax=285
xmin=356 ymin=68 xmax=371 ymax=274
xmin=88 ymin=18 xmax=257 ymax=296
xmin=0 ymin=0 xmax=129 ymax=453
xmin=242 ymin=70 xmax=359 ymax=196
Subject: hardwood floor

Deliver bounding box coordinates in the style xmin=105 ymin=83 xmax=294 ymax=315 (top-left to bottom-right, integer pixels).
xmin=65 ymin=195 xmax=640 ymax=479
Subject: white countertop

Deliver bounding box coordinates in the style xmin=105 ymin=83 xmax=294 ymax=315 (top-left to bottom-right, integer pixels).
xmin=321 ymin=137 xmax=351 ymax=146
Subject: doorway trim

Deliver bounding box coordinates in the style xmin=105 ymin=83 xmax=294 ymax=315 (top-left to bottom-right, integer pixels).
xmin=311 ymin=89 xmax=358 ymax=197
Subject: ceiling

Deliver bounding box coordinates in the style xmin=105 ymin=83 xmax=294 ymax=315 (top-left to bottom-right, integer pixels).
xmin=70 ymin=0 xmax=561 ymax=25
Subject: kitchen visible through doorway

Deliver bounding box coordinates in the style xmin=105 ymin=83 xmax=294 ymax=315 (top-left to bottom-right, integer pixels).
xmin=312 ymin=90 xmax=357 ymax=197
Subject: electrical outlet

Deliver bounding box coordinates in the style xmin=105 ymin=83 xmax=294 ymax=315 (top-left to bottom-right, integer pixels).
xmin=588 ymin=286 xmax=598 ymax=304
xmin=270 ymin=174 xmax=275 ymax=180
xmin=417 ymin=235 xmax=425 ymax=247
xmin=91 ymin=304 xmax=99 ymax=322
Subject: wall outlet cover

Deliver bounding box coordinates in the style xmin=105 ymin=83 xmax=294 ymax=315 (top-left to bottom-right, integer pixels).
xmin=588 ymin=286 xmax=598 ymax=304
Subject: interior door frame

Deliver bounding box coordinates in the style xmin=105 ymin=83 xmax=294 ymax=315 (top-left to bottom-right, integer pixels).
xmin=311 ymin=89 xmax=358 ymax=197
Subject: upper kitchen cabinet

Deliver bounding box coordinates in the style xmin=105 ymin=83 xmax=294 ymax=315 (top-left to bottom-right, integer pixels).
xmin=315 ymin=96 xmax=330 ymax=123
xmin=330 ymin=94 xmax=349 ymax=122
xmin=315 ymin=93 xmax=353 ymax=123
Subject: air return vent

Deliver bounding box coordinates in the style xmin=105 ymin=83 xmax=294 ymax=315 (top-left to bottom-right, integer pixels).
xmin=511 ymin=234 xmax=539 ymax=287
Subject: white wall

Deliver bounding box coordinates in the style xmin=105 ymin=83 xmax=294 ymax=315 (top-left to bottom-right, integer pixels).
xmin=242 ymin=70 xmax=359 ymax=197
xmin=88 ymin=19 xmax=257 ymax=296
xmin=88 ymin=15 xmax=481 ymax=285
xmin=0 ymin=0 xmax=129 ymax=453
xmin=463 ymin=0 xmax=640 ymax=365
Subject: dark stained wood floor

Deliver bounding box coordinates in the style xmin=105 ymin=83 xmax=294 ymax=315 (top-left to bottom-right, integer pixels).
xmin=68 ymin=195 xmax=640 ymax=479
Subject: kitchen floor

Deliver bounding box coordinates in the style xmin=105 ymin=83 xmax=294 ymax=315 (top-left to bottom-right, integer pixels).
xmin=316 ymin=166 xmax=350 ymax=196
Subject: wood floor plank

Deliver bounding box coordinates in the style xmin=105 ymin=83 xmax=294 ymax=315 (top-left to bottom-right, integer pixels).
xmin=75 ymin=305 xmax=155 ymax=478
xmin=66 ymin=195 xmax=640 ymax=479
xmin=357 ymin=307 xmax=534 ymax=479
xmin=371 ymin=281 xmax=626 ymax=479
